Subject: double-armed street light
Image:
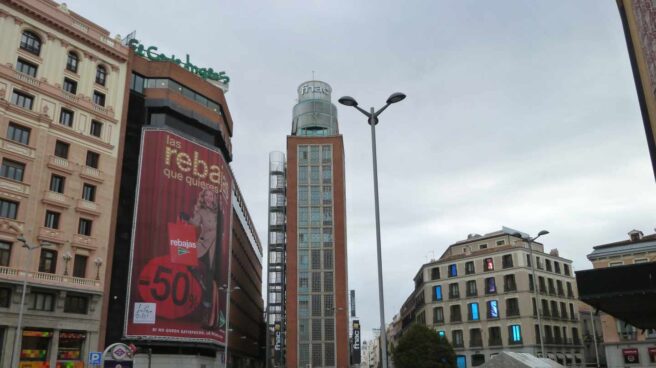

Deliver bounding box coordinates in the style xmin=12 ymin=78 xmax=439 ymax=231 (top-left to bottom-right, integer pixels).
xmin=338 ymin=92 xmax=406 ymax=368
xmin=511 ymin=230 xmax=549 ymax=357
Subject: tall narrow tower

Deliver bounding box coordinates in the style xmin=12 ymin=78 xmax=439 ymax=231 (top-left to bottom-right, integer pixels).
xmin=285 ymin=81 xmax=349 ymax=367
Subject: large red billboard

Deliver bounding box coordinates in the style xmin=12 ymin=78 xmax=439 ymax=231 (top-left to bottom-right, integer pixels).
xmin=124 ymin=128 xmax=232 ymax=345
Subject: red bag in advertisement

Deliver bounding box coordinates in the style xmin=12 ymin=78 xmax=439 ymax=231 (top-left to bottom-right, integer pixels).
xmin=168 ymin=221 xmax=198 ymax=266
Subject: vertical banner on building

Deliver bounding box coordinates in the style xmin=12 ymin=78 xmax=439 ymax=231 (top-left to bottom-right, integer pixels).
xmin=273 ymin=322 xmax=282 ymax=362
xmin=350 ymin=289 xmax=356 ymax=317
xmin=351 ymin=320 xmax=361 ymax=364
xmin=124 ymin=128 xmax=232 ymax=345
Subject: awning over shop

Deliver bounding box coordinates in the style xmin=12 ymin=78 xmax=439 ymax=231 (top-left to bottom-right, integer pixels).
xmin=576 ymin=262 xmax=656 ymax=329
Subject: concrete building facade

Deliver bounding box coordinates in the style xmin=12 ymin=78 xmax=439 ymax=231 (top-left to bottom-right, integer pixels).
xmin=586 ymin=230 xmax=656 ymax=367
xmin=0 ymin=1 xmax=129 ymax=366
xmin=405 ymin=227 xmax=583 ymax=368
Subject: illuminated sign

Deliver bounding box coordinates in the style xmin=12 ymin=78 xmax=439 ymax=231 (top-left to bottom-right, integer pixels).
xmin=300 ymin=83 xmax=331 ymax=96
xmin=128 ymin=39 xmax=230 ymax=84
xmin=351 ymin=320 xmax=361 ymax=364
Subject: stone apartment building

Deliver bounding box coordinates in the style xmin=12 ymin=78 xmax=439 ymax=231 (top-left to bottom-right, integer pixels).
xmin=403 ymin=227 xmax=583 ymax=367
xmin=0 ymin=0 xmax=129 ymax=367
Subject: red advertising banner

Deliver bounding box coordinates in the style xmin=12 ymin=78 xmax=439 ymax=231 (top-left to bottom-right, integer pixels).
xmin=124 ymin=129 xmax=232 ymax=345
xmin=623 ymin=348 xmax=640 ymax=364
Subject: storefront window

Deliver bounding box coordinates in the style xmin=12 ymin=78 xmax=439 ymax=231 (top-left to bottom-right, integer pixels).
xmin=20 ymin=329 xmax=52 ymax=366
xmin=57 ymin=330 xmax=86 ymax=367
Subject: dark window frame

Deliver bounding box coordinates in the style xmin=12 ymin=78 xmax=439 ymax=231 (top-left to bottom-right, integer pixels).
xmin=20 ymin=31 xmax=41 ymax=55
xmin=66 ymin=51 xmax=79 ymax=73
xmin=44 ymin=210 xmax=60 ymax=229
xmin=62 ymin=78 xmax=77 ymax=95
xmin=0 ymin=159 xmax=25 ymax=182
xmin=95 ymin=65 xmax=107 ymax=86
xmin=59 ymin=108 xmax=74 ymax=127
xmin=7 ymin=122 xmax=30 ymax=145
xmin=54 ymin=140 xmax=70 ymax=159
xmin=38 ymin=249 xmax=57 ymax=273
xmin=16 ymin=58 xmax=38 ymax=77
xmin=11 ymin=90 xmax=34 ymax=110
xmin=90 ymin=120 xmax=102 ymax=138
xmin=78 ymin=218 xmax=92 ymax=236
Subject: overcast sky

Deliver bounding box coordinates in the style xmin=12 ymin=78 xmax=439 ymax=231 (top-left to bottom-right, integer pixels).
xmin=67 ymin=0 xmax=656 ymax=342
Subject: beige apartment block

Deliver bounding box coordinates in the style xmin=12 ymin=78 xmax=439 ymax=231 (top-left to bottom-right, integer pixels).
xmin=586 ymin=230 xmax=656 ymax=367
xmin=404 ymin=227 xmax=583 ymax=367
xmin=0 ymin=0 xmax=128 ymax=367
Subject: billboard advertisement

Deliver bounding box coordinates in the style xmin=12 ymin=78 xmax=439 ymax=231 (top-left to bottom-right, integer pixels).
xmin=124 ymin=128 xmax=232 ymax=345
xmin=351 ymin=320 xmax=361 ymax=364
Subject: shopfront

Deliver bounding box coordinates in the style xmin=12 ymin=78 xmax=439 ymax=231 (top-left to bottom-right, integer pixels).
xmin=56 ymin=331 xmax=86 ymax=368
xmin=20 ymin=330 xmax=52 ymax=368
xmin=18 ymin=329 xmax=86 ymax=368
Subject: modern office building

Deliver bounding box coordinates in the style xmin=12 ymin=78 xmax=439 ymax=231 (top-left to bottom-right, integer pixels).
xmin=281 ymin=80 xmax=350 ymax=367
xmin=579 ymin=230 xmax=656 ymax=367
xmin=616 ymin=0 xmax=656 ymax=180
xmin=402 ymin=227 xmax=583 ymax=368
xmin=0 ymin=1 xmax=129 ymax=366
xmin=102 ymin=36 xmax=264 ymax=367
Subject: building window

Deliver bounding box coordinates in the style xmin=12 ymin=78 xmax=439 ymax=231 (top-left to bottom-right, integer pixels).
xmin=529 ymin=274 xmax=534 ymax=291
xmin=130 ymin=73 xmax=145 ymax=93
xmin=11 ymin=90 xmax=34 ymax=110
xmin=31 ymin=291 xmax=55 ymax=311
xmin=508 ymin=325 xmax=522 ymax=344
xmin=430 ymin=267 xmax=440 ymax=280
xmin=38 ymin=249 xmax=57 ymax=273
xmin=90 ymin=120 xmax=103 ymax=138
xmin=502 ymin=254 xmax=513 ymax=268
xmin=86 ymin=151 xmax=99 ymax=168
xmin=433 ymin=307 xmax=444 ymax=324
xmin=541 ymin=299 xmax=550 ymax=317
xmin=72 ymin=254 xmax=87 ymax=278
xmin=560 ymin=302 xmax=568 ymax=320
xmin=433 ymin=285 xmax=442 ymax=301
xmin=557 ymin=280 xmax=564 ymax=296
xmin=81 ymin=183 xmax=96 ymax=202
xmin=0 ymin=241 xmax=11 ymax=266
xmin=0 ymin=286 xmax=11 ymax=307
xmin=554 ymin=261 xmax=561 ymax=274
xmin=55 ymin=140 xmax=70 ymax=159
xmin=488 ymin=326 xmax=502 ymax=346
xmin=49 ymin=174 xmax=65 ymax=193
xmin=62 ymin=77 xmax=77 ymax=94
xmin=78 ymin=218 xmax=92 ymax=236
xmin=66 ymin=51 xmax=79 ymax=72
xmin=92 ymin=91 xmax=105 ymax=106
xmin=564 ymin=264 xmax=570 ymax=276
xmin=485 ymin=277 xmax=496 ymax=294
xmin=64 ymin=294 xmax=88 ymax=314
xmin=95 ymin=65 xmax=107 ymax=86
xmin=569 ymin=303 xmax=575 ymax=321
xmin=20 ymin=31 xmax=41 ymax=55
xmin=609 ymin=261 xmax=623 ymax=267
xmin=16 ymin=58 xmax=37 ymax=77
xmin=483 ymin=257 xmax=494 ymax=271
xmin=7 ymin=123 xmax=30 ymax=145
xmin=469 ymin=328 xmax=483 ymax=348
xmin=506 ymin=298 xmax=520 ymax=316
xmin=548 ymin=278 xmax=556 ymax=295
xmin=526 ymin=254 xmax=531 ymax=267
xmin=496 ymin=240 xmax=505 ymax=246
xmin=0 ymin=199 xmax=18 ymax=219
xmin=451 ymin=330 xmax=464 ymax=347
xmin=479 ymin=243 xmax=487 ymax=249
xmin=567 ymin=282 xmax=574 ymax=297
xmin=465 ymin=261 xmax=475 ymax=274
xmin=44 ymin=210 xmax=60 ymax=229
xmin=449 ymin=283 xmax=460 ymax=299
xmin=466 ymin=280 xmax=477 ymax=296
xmin=546 ymin=259 xmax=552 ymax=272
xmin=59 ymin=108 xmax=74 ymax=127
xmin=450 ymin=305 xmax=462 ymax=323
xmin=1 ymin=159 xmax=25 ymax=181
xmin=487 ymin=300 xmax=499 ymax=319
xmin=538 ymin=276 xmax=546 ymax=293
xmin=448 ymin=264 xmax=457 ymax=277
xmin=468 ymin=302 xmax=480 ymax=321
xmin=503 ymin=274 xmax=517 ymax=292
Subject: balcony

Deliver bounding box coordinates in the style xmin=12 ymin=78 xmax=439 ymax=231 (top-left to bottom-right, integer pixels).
xmin=0 ymin=138 xmax=36 ymax=160
xmin=37 ymin=226 xmax=65 ymax=244
xmin=42 ymin=191 xmax=71 ymax=208
xmin=0 ymin=265 xmax=101 ymax=292
xmin=76 ymin=199 xmax=100 ymax=216
xmin=0 ymin=177 xmax=30 ymax=197
xmin=60 ymin=89 xmax=80 ymax=104
xmin=80 ymin=166 xmax=104 ymax=183
xmin=72 ymin=234 xmax=97 ymax=249
xmin=47 ymin=156 xmax=75 ymax=174
xmin=13 ymin=69 xmax=41 ymax=87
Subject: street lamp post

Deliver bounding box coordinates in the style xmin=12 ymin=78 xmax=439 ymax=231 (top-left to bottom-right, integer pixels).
xmin=221 ymin=284 xmax=240 ymax=368
xmin=11 ymin=235 xmax=45 ymax=368
xmin=511 ymin=230 xmax=549 ymax=358
xmin=338 ymin=92 xmax=406 ymax=368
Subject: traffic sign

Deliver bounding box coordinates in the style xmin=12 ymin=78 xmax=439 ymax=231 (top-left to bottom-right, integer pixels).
xmin=89 ymin=351 xmax=103 ymax=365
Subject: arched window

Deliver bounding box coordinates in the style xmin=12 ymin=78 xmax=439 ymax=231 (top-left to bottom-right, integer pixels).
xmin=66 ymin=51 xmax=79 ymax=73
xmin=20 ymin=31 xmax=41 ymax=55
xmin=95 ymin=65 xmax=106 ymax=86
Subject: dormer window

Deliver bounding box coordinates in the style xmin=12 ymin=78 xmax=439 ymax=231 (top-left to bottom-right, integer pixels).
xmin=628 ymin=230 xmax=643 ymax=242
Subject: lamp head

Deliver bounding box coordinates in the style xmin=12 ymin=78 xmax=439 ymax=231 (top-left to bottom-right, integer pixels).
xmin=537 ymin=230 xmax=550 ymax=236
xmin=386 ymin=92 xmax=406 ymax=104
xmin=338 ymin=96 xmax=358 ymax=107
